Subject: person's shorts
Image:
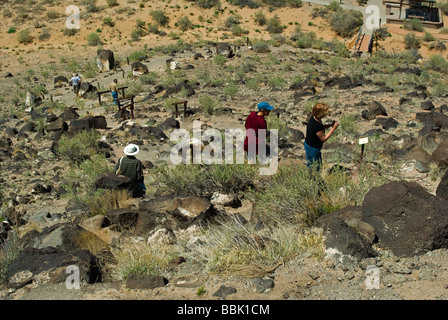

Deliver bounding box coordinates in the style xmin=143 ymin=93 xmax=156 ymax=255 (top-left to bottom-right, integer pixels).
xmin=111 ymin=91 xmax=119 ymax=103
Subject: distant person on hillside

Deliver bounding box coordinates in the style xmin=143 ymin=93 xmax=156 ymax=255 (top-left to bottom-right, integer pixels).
xmin=69 ymin=73 xmax=82 ymax=95
xmin=110 ymin=79 xmax=119 ymax=108
xmin=304 ymin=102 xmax=339 ymax=172
xmin=114 ymin=143 xmax=146 ymax=198
xmin=244 ymin=101 xmax=276 ymax=164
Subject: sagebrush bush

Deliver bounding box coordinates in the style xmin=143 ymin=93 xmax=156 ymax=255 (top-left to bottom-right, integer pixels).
xmin=254 ymin=11 xmax=267 ymax=26
xmin=177 ymin=16 xmax=192 ymax=31
xmin=425 ymin=54 xmax=448 ymax=72
xmin=265 ymin=15 xmax=283 ymax=34
xmin=404 ymin=32 xmax=421 ymax=49
xmin=87 ymin=32 xmax=102 ymax=46
xmin=195 ymin=0 xmax=220 ymax=8
xmin=199 ymin=94 xmax=217 ymax=116
xmin=329 ymin=9 xmax=363 ymax=37
xmin=17 ymin=29 xmax=34 ymax=44
xmin=428 ymin=40 xmax=447 ymax=52
xmin=150 ymin=10 xmax=169 ymax=27
xmin=252 ymin=40 xmax=271 ymax=53
xmin=404 ymin=18 xmax=424 ymax=32
xmin=56 ymin=130 xmax=102 ymax=164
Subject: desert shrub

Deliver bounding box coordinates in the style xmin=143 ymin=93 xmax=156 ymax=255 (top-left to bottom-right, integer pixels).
xmin=428 ymin=40 xmax=447 ymax=52
xmin=106 ymin=240 xmax=176 ymax=281
xmin=425 ymin=54 xmax=448 ymax=72
xmin=2 ymin=8 xmax=13 ymax=18
xmin=195 ymin=0 xmax=220 ymax=8
xmin=403 ymin=18 xmax=424 ymax=32
xmin=187 ymin=217 xmax=324 ymax=277
xmin=291 ymin=31 xmax=317 ymax=49
xmin=139 ymin=71 xmax=158 ymax=85
xmin=107 ymin=0 xmax=119 ymax=6
xmin=56 ymin=130 xmax=102 ymax=164
xmin=266 ymin=116 xmax=288 ymax=139
xmin=17 ymin=29 xmax=34 ymax=44
xmin=225 ymin=14 xmax=242 ymax=29
xmin=432 ymin=81 xmax=448 ymax=97
xmin=261 ymin=0 xmax=287 ymax=7
xmin=130 ymin=29 xmax=143 ymax=42
xmin=85 ymin=2 xmax=100 ymax=12
xmin=252 ymin=40 xmax=270 ymax=53
xmin=46 ymin=10 xmax=61 ymax=20
xmin=199 ymin=94 xmax=217 ymax=116
xmin=251 ymin=163 xmax=387 ymax=226
xmin=87 ymin=189 xmax=133 ymax=217
xmin=254 ymin=11 xmax=267 ymax=26
xmin=423 ymin=31 xmax=435 ymax=42
xmin=150 ymin=10 xmax=169 ymax=26
xmin=63 ymin=27 xmax=78 ymax=36
xmin=0 ymin=231 xmax=22 ymax=283
xmin=103 ymin=17 xmax=115 ymax=27
xmin=265 ymin=15 xmax=283 ymax=34
xmin=329 ymin=9 xmax=363 ymax=37
xmin=404 ymin=32 xmax=421 ymax=49
xmin=230 ymin=0 xmax=260 ymax=8
xmin=231 ymin=24 xmax=247 ymax=36
xmin=267 ymin=75 xmax=286 ymax=89
xmin=38 ymin=28 xmax=51 ymax=41
xmin=333 ymin=113 xmax=359 ymax=136
xmin=87 ymin=32 xmax=102 ymax=46
xmin=287 ymin=0 xmax=302 ymax=7
xmin=223 ymin=82 xmax=239 ymax=98
xmin=177 ymin=16 xmax=192 ymax=31
xmin=437 ymin=0 xmax=448 ymax=14
xmin=213 ymin=54 xmax=227 ymax=65
xmin=153 ymin=163 xmax=258 ymax=197
xmin=128 ymin=50 xmax=147 ymax=62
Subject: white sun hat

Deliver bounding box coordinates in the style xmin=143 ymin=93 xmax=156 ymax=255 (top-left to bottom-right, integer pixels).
xmin=124 ymin=144 xmax=139 ymax=156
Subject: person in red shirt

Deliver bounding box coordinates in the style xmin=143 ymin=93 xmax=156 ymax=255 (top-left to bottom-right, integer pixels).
xmin=244 ymin=101 xmax=274 ymax=164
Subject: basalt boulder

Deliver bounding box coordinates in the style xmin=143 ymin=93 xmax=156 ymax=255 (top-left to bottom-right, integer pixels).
xmin=362 ymin=181 xmax=448 ymax=257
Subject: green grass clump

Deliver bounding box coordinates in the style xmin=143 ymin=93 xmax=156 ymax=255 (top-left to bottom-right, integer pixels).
xmin=56 ymin=130 xmax=103 ymax=164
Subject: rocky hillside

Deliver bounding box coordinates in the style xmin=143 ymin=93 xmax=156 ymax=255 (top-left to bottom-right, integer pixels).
xmin=1 ymin=0 xmax=448 ymax=304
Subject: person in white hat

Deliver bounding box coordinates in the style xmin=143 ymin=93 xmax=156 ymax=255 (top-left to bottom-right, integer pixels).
xmin=114 ymin=144 xmax=145 ymax=197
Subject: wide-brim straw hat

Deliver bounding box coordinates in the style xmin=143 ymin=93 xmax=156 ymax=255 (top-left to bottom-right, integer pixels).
xmin=124 ymin=144 xmax=139 ymax=156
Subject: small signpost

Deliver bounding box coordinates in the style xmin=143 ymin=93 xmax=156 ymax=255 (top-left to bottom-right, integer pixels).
xmin=358 ymin=136 xmax=369 ymax=169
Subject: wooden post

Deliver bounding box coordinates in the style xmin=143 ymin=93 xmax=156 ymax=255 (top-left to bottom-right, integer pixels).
xmin=98 ymin=92 xmax=102 ymax=105
xmin=175 ymin=104 xmax=179 ymax=118
xmin=130 ymin=96 xmax=135 ymax=119
xmin=121 ymin=87 xmax=126 ymax=98
xmin=183 ymin=101 xmax=187 ymax=118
